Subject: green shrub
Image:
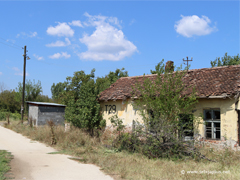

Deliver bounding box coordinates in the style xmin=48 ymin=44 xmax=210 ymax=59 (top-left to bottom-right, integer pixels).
xmin=0 ymin=112 xmax=6 ymax=121
xmin=10 ymin=113 xmax=21 ymax=120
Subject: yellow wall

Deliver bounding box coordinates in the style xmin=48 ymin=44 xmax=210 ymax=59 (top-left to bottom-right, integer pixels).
xmin=100 ymin=99 xmax=143 ymax=126
xmin=193 ymin=98 xmax=237 ymax=141
xmin=101 ymin=98 xmax=238 ymax=142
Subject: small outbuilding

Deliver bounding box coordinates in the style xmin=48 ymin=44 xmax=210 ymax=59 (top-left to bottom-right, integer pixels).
xmin=26 ymin=101 xmax=66 ymax=126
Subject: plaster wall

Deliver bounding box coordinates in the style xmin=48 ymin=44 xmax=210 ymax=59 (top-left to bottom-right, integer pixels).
xmin=193 ymin=98 xmax=238 ymax=142
xmin=101 ymin=98 xmax=238 ymax=145
xmin=28 ymin=105 xmax=38 ymax=126
xmin=101 ymin=99 xmax=143 ymax=126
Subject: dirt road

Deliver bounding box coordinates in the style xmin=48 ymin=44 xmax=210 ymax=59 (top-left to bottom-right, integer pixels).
xmin=0 ymin=125 xmax=113 ymax=180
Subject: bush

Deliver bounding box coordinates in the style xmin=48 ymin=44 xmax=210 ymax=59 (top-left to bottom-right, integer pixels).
xmin=0 ymin=112 xmax=6 ymax=121
xmin=0 ymin=111 xmax=21 ymax=121
xmin=10 ymin=113 xmax=21 ymax=120
xmin=118 ymin=133 xmax=142 ymax=153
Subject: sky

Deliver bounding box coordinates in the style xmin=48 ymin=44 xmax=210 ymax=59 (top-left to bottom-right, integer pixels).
xmin=0 ymin=1 xmax=239 ymax=97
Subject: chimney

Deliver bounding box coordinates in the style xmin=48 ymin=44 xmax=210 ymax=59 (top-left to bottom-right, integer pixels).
xmin=165 ymin=61 xmax=174 ymax=72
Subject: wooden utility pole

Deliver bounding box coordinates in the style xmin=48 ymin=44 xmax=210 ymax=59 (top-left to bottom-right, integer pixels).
xmin=183 ymin=56 xmax=193 ymax=72
xmin=21 ymin=46 xmax=27 ymax=124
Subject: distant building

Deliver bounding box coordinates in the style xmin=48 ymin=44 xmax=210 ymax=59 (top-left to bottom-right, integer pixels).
xmin=26 ymin=101 xmax=66 ymax=126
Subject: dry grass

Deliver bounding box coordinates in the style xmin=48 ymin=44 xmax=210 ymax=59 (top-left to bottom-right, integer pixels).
xmin=4 ymin=121 xmax=240 ymax=180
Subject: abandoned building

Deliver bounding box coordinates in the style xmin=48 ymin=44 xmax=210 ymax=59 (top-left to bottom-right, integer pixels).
xmin=27 ymin=101 xmax=66 ymax=126
xmin=98 ymin=63 xmax=240 ymax=148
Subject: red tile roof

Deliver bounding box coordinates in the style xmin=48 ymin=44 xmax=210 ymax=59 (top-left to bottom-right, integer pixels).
xmin=98 ymin=65 xmax=240 ymax=101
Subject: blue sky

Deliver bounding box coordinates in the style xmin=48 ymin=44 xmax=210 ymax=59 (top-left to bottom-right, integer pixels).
xmin=0 ymin=1 xmax=239 ymax=97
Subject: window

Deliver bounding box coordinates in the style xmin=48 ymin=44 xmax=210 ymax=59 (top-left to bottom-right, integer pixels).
xmin=179 ymin=114 xmax=194 ymax=141
xmin=204 ymin=109 xmax=221 ymax=139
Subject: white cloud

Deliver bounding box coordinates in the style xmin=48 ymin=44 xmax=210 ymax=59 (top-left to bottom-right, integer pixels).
xmin=46 ymin=22 xmax=74 ymax=37
xmin=16 ymin=32 xmax=38 ymax=38
xmin=46 ymin=38 xmax=71 ymax=47
xmin=129 ymin=19 xmax=136 ymax=26
xmin=33 ymin=54 xmax=44 ymax=60
xmin=49 ymin=52 xmax=71 ymax=59
xmin=29 ymin=32 xmax=38 ymax=37
xmin=69 ymin=20 xmax=83 ymax=27
xmin=174 ymin=15 xmax=217 ymax=38
xmin=6 ymin=39 xmax=16 ymax=44
xmin=79 ymin=13 xmax=137 ymax=61
xmin=0 ymin=72 xmax=2 ymax=75
xmin=12 ymin=67 xmax=29 ymax=76
xmin=12 ymin=67 xmax=20 ymax=71
xmin=83 ymin=12 xmax=121 ymax=28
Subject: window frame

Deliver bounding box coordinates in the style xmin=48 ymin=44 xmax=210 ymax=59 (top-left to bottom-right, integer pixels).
xmin=203 ymin=109 xmax=221 ymax=140
xmin=179 ymin=114 xmax=194 ymax=141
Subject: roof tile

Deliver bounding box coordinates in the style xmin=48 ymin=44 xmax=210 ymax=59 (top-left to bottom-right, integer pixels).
xmin=98 ymin=65 xmax=240 ymax=101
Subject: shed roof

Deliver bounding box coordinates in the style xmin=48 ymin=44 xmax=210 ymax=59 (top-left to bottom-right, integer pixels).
xmin=26 ymin=101 xmax=66 ymax=107
xmin=98 ymin=65 xmax=240 ymax=101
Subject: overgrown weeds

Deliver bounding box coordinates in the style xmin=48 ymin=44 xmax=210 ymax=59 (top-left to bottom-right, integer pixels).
xmin=0 ymin=150 xmax=13 ymax=180
xmin=4 ymin=121 xmax=240 ymax=180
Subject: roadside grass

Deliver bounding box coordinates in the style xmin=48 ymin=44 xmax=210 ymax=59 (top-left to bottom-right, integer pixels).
xmin=5 ymin=121 xmax=240 ymax=180
xmin=0 ymin=150 xmax=12 ymax=180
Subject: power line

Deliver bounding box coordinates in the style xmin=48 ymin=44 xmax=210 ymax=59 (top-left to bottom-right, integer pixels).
xmin=0 ymin=37 xmax=22 ymax=48
xmin=0 ymin=41 xmax=22 ymax=50
xmin=32 ymin=57 xmax=186 ymax=70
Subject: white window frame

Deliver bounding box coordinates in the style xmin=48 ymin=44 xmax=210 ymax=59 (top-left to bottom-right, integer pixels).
xmin=204 ymin=109 xmax=221 ymax=140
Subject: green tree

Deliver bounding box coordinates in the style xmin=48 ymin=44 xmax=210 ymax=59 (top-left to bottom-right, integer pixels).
xmin=16 ymin=79 xmax=43 ymax=102
xmin=132 ymin=61 xmax=198 ymax=158
xmin=211 ymin=53 xmax=240 ymax=67
xmin=61 ymin=69 xmax=105 ymax=135
xmin=150 ymin=59 xmax=165 ymax=74
xmin=0 ymin=90 xmax=21 ymax=113
xmin=96 ymin=68 xmax=128 ymax=93
xmin=51 ymin=82 xmax=66 ymax=100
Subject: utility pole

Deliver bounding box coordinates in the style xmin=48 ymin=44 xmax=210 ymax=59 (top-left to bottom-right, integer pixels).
xmin=21 ymin=46 xmax=27 ymax=124
xmin=183 ymin=56 xmax=193 ymax=72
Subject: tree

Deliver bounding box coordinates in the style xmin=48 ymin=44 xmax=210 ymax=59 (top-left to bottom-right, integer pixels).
xmin=96 ymin=68 xmax=128 ymax=93
xmin=211 ymin=53 xmax=240 ymax=67
xmin=0 ymin=90 xmax=21 ymax=113
xmin=51 ymin=82 xmax=66 ymax=100
xmin=16 ymin=79 xmax=43 ymax=102
xmin=150 ymin=59 xmax=165 ymax=74
xmin=132 ymin=61 xmax=198 ymax=158
xmin=0 ymin=82 xmax=6 ymax=93
xmin=61 ymin=69 xmax=105 ymax=135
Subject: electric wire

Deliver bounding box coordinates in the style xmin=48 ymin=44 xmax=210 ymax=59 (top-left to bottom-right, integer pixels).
xmin=32 ymin=58 xmax=186 ymax=72
xmin=0 ymin=37 xmax=23 ymax=48
xmin=0 ymin=41 xmax=22 ymax=50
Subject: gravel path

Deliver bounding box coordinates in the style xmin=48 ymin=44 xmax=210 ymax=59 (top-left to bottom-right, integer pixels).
xmin=0 ymin=125 xmax=113 ymax=180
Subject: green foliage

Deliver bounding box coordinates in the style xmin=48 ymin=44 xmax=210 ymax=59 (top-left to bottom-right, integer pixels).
xmin=0 ymin=112 xmax=6 ymax=121
xmin=150 ymin=59 xmax=165 ymax=74
xmin=211 ymin=52 xmax=240 ymax=67
xmin=51 ymin=82 xmax=66 ymax=100
xmin=96 ymin=68 xmax=128 ymax=93
xmin=118 ymin=133 xmax=142 ymax=153
xmin=0 ymin=80 xmax=51 ymax=121
xmin=0 ymin=90 xmax=21 ymax=113
xmin=0 ymin=150 xmax=12 ymax=180
xmin=0 ymin=111 xmax=21 ymax=121
xmin=110 ymin=115 xmax=125 ymax=134
xmin=51 ymin=68 xmax=128 ymax=134
xmin=16 ymin=79 xmax=43 ymax=102
xmin=131 ymin=60 xmax=198 ymax=159
xmin=61 ymin=69 xmax=105 ymax=135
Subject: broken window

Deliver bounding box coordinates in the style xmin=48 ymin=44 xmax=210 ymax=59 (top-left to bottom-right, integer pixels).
xmin=204 ymin=109 xmax=221 ymax=140
xmin=179 ymin=114 xmax=194 ymax=141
